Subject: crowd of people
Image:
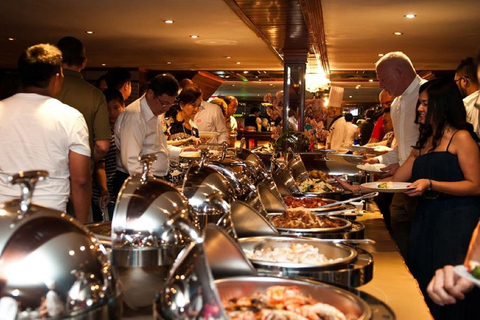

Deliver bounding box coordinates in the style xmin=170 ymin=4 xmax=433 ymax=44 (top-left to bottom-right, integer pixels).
xmin=0 ymin=37 xmax=238 ymax=223
xmin=1 ymin=36 xmax=480 ymax=319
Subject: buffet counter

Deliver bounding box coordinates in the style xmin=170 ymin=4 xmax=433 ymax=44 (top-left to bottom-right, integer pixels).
xmin=357 ymin=211 xmax=432 ymax=320
xmin=123 ymin=210 xmax=432 ymax=320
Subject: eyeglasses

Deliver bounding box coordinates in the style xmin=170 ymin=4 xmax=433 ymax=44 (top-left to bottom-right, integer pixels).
xmin=155 ymin=95 xmax=174 ymax=108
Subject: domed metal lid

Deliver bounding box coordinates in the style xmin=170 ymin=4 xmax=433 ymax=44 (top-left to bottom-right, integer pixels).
xmin=112 ymin=154 xmax=197 ymax=250
xmin=0 ymin=171 xmax=120 ymax=319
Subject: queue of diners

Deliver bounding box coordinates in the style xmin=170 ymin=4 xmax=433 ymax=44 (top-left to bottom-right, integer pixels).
xmin=0 ymin=36 xmax=480 ymax=320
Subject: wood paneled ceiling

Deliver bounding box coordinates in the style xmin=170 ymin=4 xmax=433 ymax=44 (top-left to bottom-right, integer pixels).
xmin=0 ymin=0 xmax=479 ymax=103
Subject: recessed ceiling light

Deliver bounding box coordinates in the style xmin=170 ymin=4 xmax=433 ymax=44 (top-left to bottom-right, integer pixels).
xmin=236 ymin=61 xmax=241 ymax=65
xmin=166 ymin=61 xmax=172 ymax=65
xmin=393 ymin=32 xmax=403 ymax=36
xmin=378 ymin=53 xmax=384 ymax=57
xmin=404 ymin=13 xmax=416 ymax=19
xmin=190 ymin=35 xmax=199 ymax=39
xmin=225 ymin=75 xmax=230 ymax=78
xmin=85 ymin=30 xmax=95 ymax=35
xmin=232 ymin=84 xmax=235 ymax=87
xmin=355 ymin=85 xmax=361 ymax=89
xmin=225 ymin=56 xmax=231 ymax=59
xmin=369 ymin=79 xmax=374 ymax=82
xmin=243 ymin=71 xmax=248 ymax=74
xmin=349 ymin=96 xmax=353 ymax=98
xmin=258 ymin=79 xmax=262 ymax=82
xmin=269 ymin=83 xmax=273 ymax=86
xmin=101 ymin=63 xmax=106 ymax=66
xmin=164 ymin=19 xmax=174 ymax=24
xmin=7 ymin=37 xmax=15 ymax=41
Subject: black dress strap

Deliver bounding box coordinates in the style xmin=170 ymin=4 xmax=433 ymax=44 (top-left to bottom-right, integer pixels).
xmin=446 ymin=130 xmax=460 ymax=152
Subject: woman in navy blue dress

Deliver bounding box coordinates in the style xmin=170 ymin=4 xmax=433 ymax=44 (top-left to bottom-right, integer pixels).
xmin=393 ymin=78 xmax=480 ymax=319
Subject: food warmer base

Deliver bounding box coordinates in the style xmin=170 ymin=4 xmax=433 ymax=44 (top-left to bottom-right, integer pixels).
xmin=349 ymin=287 xmax=396 ymax=320
xmin=253 ymin=247 xmax=373 ymax=288
xmin=277 ymin=220 xmax=365 ymax=239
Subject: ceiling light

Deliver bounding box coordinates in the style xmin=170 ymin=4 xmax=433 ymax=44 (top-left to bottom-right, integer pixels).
xmin=349 ymin=96 xmax=353 ymax=98
xmin=166 ymin=61 xmax=172 ymax=65
xmin=101 ymin=63 xmax=106 ymax=66
xmin=404 ymin=14 xmax=416 ymax=19
xmin=85 ymin=30 xmax=94 ymax=35
xmin=378 ymin=53 xmax=384 ymax=57
xmin=355 ymin=85 xmax=361 ymax=89
xmin=258 ymin=79 xmax=262 ymax=82
xmin=190 ymin=35 xmax=199 ymax=39
xmin=7 ymin=37 xmax=15 ymax=41
xmin=225 ymin=56 xmax=231 ymax=59
xmin=393 ymin=32 xmax=403 ymax=36
xmin=232 ymin=84 xmax=235 ymax=87
xmin=236 ymin=62 xmax=241 ymax=65
xmin=369 ymin=79 xmax=374 ymax=82
xmin=269 ymin=83 xmax=273 ymax=86
xmin=243 ymin=71 xmax=248 ymax=74
xmin=164 ymin=20 xmax=174 ymax=24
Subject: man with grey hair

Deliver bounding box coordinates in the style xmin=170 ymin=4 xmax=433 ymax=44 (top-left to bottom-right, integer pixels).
xmin=365 ymin=51 xmax=426 ymax=258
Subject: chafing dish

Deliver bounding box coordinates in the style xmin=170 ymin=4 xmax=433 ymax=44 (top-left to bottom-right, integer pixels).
xmin=240 ymin=236 xmax=357 ymax=269
xmin=112 ymin=154 xmax=199 ymax=310
xmin=286 ymin=150 xmax=309 ymax=181
xmin=182 ymin=164 xmax=235 ymax=233
xmin=0 ymin=171 xmax=121 ymax=319
xmin=299 ymin=152 xmax=365 ymax=183
xmin=215 ymin=277 xmax=372 ymax=319
xmin=230 ymin=200 xmax=279 ymax=237
xmin=155 ymin=224 xmax=256 ymax=319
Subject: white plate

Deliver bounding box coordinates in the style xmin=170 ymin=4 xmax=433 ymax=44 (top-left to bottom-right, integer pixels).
xmin=350 ymin=145 xmax=375 ymax=153
xmin=361 ymin=182 xmax=415 ymax=193
xmin=357 ymin=163 xmax=387 ymax=173
xmin=198 ymin=131 xmax=220 ymax=139
xmin=454 ymin=265 xmax=480 ymax=287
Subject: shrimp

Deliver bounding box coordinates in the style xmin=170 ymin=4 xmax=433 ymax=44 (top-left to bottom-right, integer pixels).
xmin=300 ymin=302 xmax=346 ymax=320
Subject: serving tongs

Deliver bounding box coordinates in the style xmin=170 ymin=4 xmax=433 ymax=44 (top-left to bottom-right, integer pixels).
xmin=316 ymin=192 xmax=378 ymax=209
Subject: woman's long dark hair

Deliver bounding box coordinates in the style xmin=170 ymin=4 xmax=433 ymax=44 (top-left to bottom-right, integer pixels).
xmin=414 ymin=78 xmax=479 ymax=151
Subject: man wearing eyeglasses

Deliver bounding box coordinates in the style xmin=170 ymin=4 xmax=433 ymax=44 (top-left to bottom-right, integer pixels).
xmin=454 ymin=57 xmax=480 ymax=137
xmin=114 ymin=73 xmax=181 ymax=192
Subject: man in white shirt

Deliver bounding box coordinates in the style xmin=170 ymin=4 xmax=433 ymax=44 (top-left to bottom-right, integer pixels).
xmin=326 ymin=115 xmax=347 ymax=151
xmin=455 ymin=57 xmax=480 ymax=137
xmin=194 ymin=100 xmax=229 ymax=143
xmin=0 ymin=44 xmax=91 ymax=222
xmin=366 ymin=51 xmax=426 ymax=258
xmin=114 ymin=74 xmax=181 ymax=191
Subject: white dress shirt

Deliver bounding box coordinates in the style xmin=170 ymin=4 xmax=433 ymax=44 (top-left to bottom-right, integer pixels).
xmin=115 ymin=95 xmax=180 ymax=177
xmin=464 ymin=90 xmax=480 ymax=138
xmin=342 ymin=122 xmax=358 ymax=149
xmin=327 ymin=117 xmax=347 ymax=151
xmin=378 ymin=75 xmax=426 ymax=165
xmin=194 ymin=100 xmax=229 ymax=143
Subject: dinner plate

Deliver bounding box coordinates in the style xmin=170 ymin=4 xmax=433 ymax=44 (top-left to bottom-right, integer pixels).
xmin=357 ymin=163 xmax=387 ymax=173
xmin=350 ymin=145 xmax=375 ymax=153
xmin=361 ymin=181 xmax=416 ymax=193
xmin=454 ymin=265 xmax=480 ymax=287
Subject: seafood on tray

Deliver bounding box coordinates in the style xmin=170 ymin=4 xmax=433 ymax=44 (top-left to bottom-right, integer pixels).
xmin=223 ymin=285 xmax=348 ymax=320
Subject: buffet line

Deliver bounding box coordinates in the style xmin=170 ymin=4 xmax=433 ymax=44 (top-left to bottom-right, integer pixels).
xmin=0 ymin=143 xmax=430 ymax=319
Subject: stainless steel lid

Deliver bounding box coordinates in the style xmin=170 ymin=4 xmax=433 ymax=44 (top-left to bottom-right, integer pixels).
xmin=112 ymin=154 xmax=199 ymax=268
xmin=0 ymin=171 xmax=121 ymax=319
xmin=156 ymin=224 xmax=256 ymax=319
